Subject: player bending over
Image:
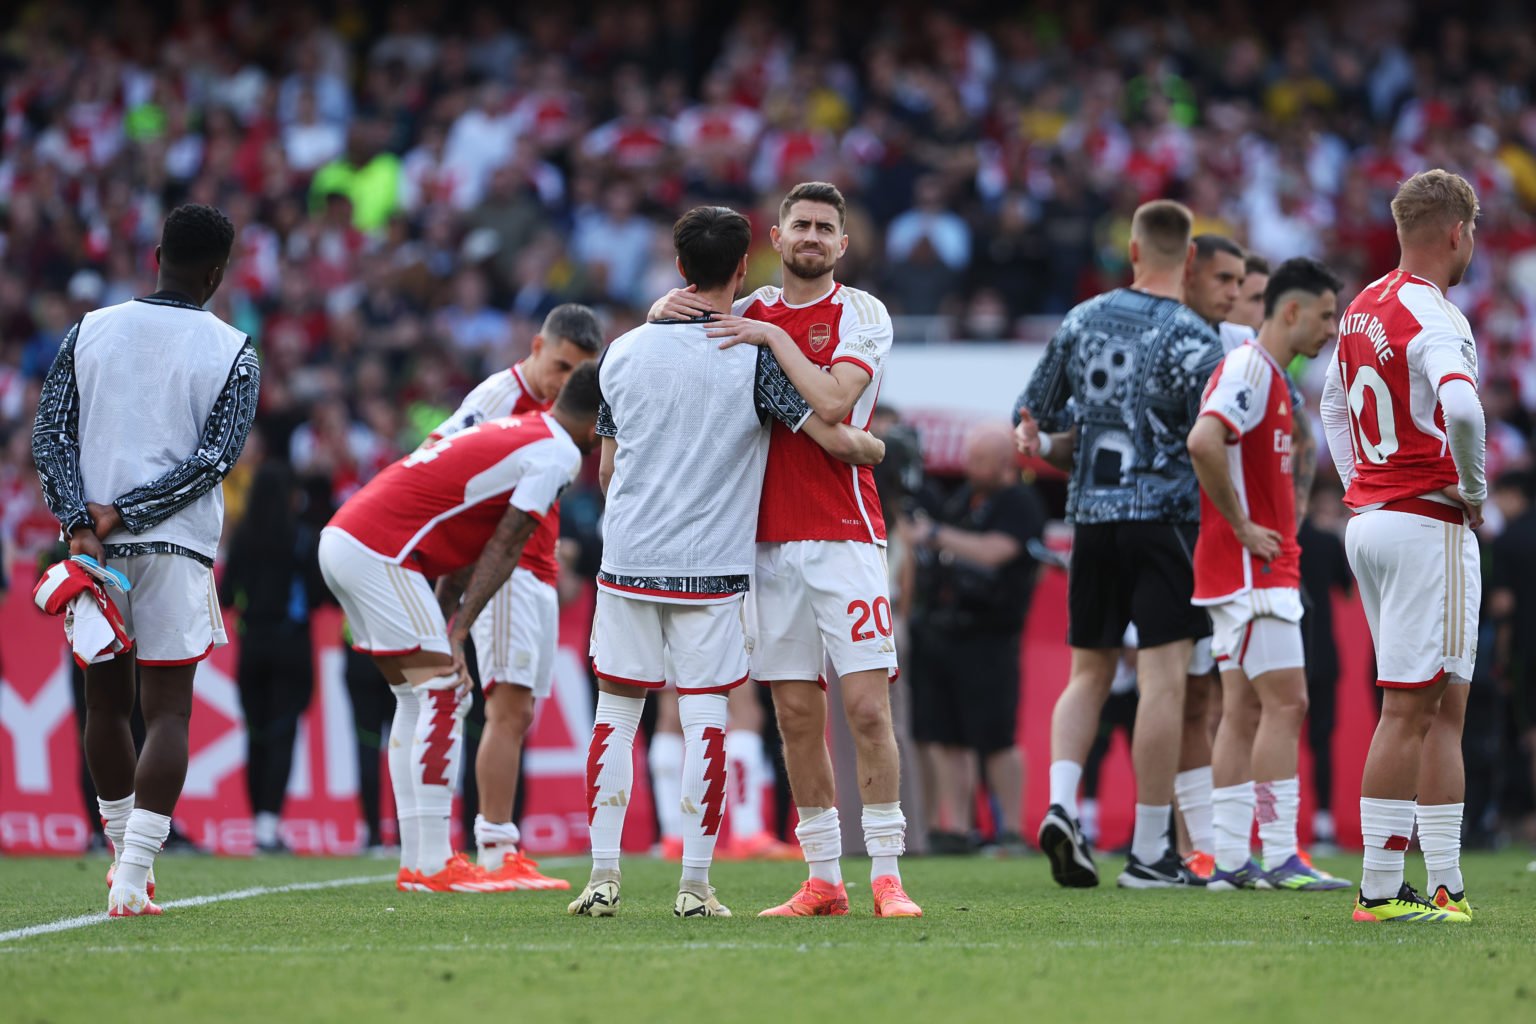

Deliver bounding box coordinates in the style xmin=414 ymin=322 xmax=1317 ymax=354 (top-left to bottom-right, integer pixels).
xmin=572 ymin=204 xmax=883 ymax=919
xmin=423 ymin=303 xmax=603 ymax=890
xmin=1187 ymin=256 xmax=1351 ymax=893
xmin=320 ymin=368 xmax=601 ymax=893
xmin=1321 ymin=170 xmax=1485 ymax=924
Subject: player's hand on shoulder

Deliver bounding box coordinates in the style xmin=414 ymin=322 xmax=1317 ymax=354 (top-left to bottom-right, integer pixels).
xmin=1234 ymin=519 xmax=1283 ymax=562
xmin=649 ymin=285 xmax=717 ymax=322
xmin=707 ymin=315 xmax=784 ymax=350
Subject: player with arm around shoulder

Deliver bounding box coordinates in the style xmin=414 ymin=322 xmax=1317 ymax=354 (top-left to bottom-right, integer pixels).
xmin=319 ymin=367 xmax=602 ymax=895
xmin=573 ymin=204 xmax=884 ymax=919
xmin=1319 ymin=170 xmax=1485 ymax=924
xmin=1187 ymin=257 xmax=1352 ymax=894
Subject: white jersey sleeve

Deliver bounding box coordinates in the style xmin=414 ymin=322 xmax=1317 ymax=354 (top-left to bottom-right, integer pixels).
xmin=1407 ymin=327 xmax=1479 ymax=393
xmin=1319 ymin=348 xmax=1356 ymax=488
xmin=508 ymin=440 xmax=578 ymax=521
xmin=732 ymin=286 xmax=779 ymax=317
xmin=1199 ymin=345 xmax=1271 ymax=438
xmin=428 ymin=370 xmax=519 ymax=443
xmin=832 ymin=288 xmax=893 ymax=379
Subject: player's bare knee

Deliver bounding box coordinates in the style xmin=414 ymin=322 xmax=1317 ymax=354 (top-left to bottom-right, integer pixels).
xmin=844 ymin=693 xmax=892 ymax=743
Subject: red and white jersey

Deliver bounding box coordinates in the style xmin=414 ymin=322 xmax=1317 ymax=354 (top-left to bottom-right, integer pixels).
xmin=735 ymin=283 xmax=891 ymax=545
xmin=1324 ymin=271 xmax=1479 ymax=508
xmin=581 ymin=116 xmax=672 ymax=169
xmin=1193 ymin=342 xmax=1301 ymax=602
xmin=328 ymin=413 xmax=580 ymax=581
xmin=423 ymin=363 xmax=561 ymax=586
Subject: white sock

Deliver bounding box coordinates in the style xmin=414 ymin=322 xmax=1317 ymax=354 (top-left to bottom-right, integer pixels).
xmin=679 ymin=693 xmax=730 ymax=881
xmin=1049 ymin=760 xmax=1083 ymax=818
xmin=1359 ymin=797 xmax=1415 ymax=900
xmin=1212 ymin=782 xmax=1256 ymax=871
xmin=254 ymin=811 xmax=281 ymax=848
xmin=1416 ymin=802 xmax=1465 ymax=895
xmin=387 ymin=684 xmax=422 ymax=871
xmin=474 ymin=814 xmax=520 ymax=870
xmin=795 ymin=806 xmax=842 ymax=885
xmin=587 ymin=692 xmax=644 ymax=872
xmin=1080 ymin=797 xmax=1100 ymax=843
xmin=1256 ymin=776 xmax=1300 ymax=868
xmin=647 ymin=731 xmax=685 ymax=841
xmin=411 ymin=675 xmax=468 ymax=876
xmin=726 ymin=728 xmax=770 ymax=839
xmin=114 ymin=808 xmax=171 ymax=893
xmin=1131 ymin=803 xmax=1170 ymax=864
xmin=98 ymin=793 xmax=134 ymax=866
xmin=862 ymin=802 xmax=906 ymax=882
xmin=1174 ymin=767 xmax=1214 ymax=853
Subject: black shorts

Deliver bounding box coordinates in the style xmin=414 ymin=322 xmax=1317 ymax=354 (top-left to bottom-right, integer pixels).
xmin=908 ymin=629 xmax=1020 ymax=754
xmin=1068 ymin=521 xmax=1211 ymax=650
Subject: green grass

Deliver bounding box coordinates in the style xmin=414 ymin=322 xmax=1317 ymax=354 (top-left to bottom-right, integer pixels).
xmin=1 ymin=851 xmax=1532 ymax=1023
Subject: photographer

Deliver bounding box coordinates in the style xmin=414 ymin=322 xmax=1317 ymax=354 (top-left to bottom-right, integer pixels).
xmin=909 ymin=422 xmax=1046 ymax=854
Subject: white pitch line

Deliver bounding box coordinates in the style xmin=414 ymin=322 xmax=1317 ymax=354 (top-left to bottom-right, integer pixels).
xmin=0 ymin=874 xmax=393 ymax=945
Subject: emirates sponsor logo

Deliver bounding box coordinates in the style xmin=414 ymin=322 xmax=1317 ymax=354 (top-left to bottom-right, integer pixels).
xmin=809 ymin=323 xmax=832 ymax=352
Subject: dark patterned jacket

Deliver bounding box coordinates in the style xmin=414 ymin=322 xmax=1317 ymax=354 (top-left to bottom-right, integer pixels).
xmin=1015 ymin=288 xmax=1222 ymax=525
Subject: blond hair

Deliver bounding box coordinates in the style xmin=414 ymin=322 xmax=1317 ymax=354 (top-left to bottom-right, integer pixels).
xmin=1391 ymin=170 xmax=1479 ymax=237
xmin=1130 ymin=200 xmax=1194 ymax=265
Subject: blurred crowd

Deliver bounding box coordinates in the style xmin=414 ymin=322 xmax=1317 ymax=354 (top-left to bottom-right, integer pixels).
xmin=3 ymin=1 xmax=1536 ymax=846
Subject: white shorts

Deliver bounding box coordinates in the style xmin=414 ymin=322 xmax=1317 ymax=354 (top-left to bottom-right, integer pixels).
xmin=748 ymin=540 xmax=899 ymax=682
xmin=589 ymin=590 xmax=749 ymax=694
xmin=1345 ymin=504 xmax=1479 ymax=688
xmin=1188 ymin=637 xmax=1216 ymax=677
xmin=471 ymin=567 xmax=557 ymax=698
xmin=106 ymin=552 xmax=226 ymax=665
xmin=1206 ymin=588 xmax=1305 ymax=679
xmin=318 ymin=528 xmax=450 ymax=657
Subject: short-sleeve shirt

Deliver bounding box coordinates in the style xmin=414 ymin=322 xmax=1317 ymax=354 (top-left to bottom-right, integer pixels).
xmin=1331 ymin=271 xmax=1479 ymax=508
xmin=424 ymin=362 xmax=563 ymax=585
xmin=1192 ymin=342 xmax=1301 ymax=602
xmin=735 ymin=283 xmax=893 ymax=545
xmin=328 ymin=413 xmax=580 ymax=579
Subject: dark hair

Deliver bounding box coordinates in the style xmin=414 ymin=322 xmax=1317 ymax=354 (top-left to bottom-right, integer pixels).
xmin=554 ymin=361 xmax=602 ymax=418
xmin=541 ymin=303 xmax=603 ymax=353
xmin=1192 ymin=234 xmax=1245 ymax=263
xmin=672 ymin=206 xmax=752 ymax=290
xmin=1244 ymin=253 xmax=1271 ymax=277
xmin=779 ymin=181 xmax=847 ymax=230
xmin=1263 ymin=257 xmax=1344 ymax=318
xmin=160 ymin=204 xmax=235 ymax=268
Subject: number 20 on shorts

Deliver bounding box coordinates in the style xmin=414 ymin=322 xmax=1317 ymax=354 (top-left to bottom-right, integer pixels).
xmin=848 ymin=597 xmax=893 ymax=643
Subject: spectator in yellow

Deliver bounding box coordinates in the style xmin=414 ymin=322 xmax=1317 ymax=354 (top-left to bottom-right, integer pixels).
xmin=309 ymin=118 xmax=402 ymax=233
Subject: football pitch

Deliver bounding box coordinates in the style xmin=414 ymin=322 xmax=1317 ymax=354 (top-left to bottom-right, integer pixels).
xmin=1 ymin=851 xmax=1532 ymax=1023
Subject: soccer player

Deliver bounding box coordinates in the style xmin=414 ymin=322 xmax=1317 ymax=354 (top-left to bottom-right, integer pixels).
xmin=423 ymin=304 xmax=602 ymax=890
xmin=1015 ymin=200 xmax=1223 ymax=889
xmin=320 ymin=367 xmax=601 ymax=893
xmin=1231 ymin=254 xmax=1271 ymax=333
xmin=32 ymin=204 xmax=260 ymax=916
xmin=663 ymin=182 xmax=921 ymax=917
xmin=1172 ymin=233 xmax=1247 ymax=877
xmin=1320 ymin=169 xmax=1485 ymax=923
xmin=572 ymin=204 xmax=885 ymax=919
xmin=1187 ymin=256 xmax=1351 ymax=893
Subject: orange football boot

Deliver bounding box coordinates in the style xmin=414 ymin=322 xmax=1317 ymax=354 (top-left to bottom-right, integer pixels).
xmin=757 ymin=877 xmax=850 ymax=917
xmin=871 ymin=875 xmax=923 ymax=918
xmin=484 ymin=852 xmax=571 ymax=891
